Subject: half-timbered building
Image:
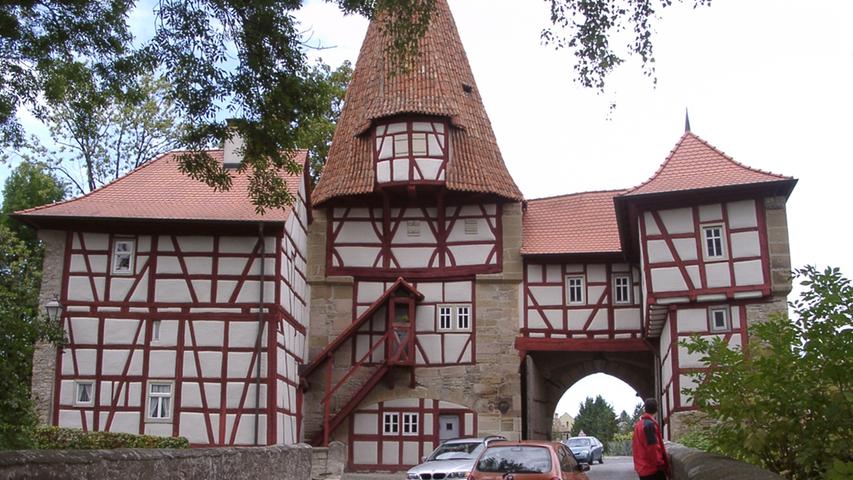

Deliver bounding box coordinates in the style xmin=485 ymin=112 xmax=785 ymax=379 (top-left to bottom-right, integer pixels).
xmin=18 ymin=0 xmax=796 ymax=473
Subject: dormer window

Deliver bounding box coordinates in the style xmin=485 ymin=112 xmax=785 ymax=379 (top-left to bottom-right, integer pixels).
xmin=374 ymin=119 xmax=448 ymax=184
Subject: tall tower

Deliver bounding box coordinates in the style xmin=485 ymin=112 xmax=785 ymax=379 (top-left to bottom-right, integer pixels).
xmin=304 ymin=0 xmax=524 ymax=470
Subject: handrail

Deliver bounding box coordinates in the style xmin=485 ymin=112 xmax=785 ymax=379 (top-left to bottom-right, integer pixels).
xmin=321 ymin=330 xmax=394 ymax=404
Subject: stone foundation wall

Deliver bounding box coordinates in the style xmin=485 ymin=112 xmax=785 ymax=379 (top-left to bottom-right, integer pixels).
xmin=31 ymin=229 xmax=67 ymax=425
xmin=0 ymin=445 xmax=312 ymax=480
xmin=668 ymin=443 xmax=783 ymax=479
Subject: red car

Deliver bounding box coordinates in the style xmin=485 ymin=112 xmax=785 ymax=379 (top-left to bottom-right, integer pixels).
xmin=467 ymin=440 xmax=591 ymax=480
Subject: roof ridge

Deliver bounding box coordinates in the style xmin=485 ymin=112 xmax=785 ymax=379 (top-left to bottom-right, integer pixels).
xmin=526 ymin=188 xmax=628 ymax=203
xmin=688 ymin=132 xmax=791 ymax=180
xmin=14 ymin=149 xmax=185 ymax=215
xmin=621 ymin=132 xmax=691 ymax=196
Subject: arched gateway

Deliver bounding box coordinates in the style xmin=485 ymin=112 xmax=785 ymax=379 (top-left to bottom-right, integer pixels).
xmin=17 ymin=0 xmax=795 ymax=474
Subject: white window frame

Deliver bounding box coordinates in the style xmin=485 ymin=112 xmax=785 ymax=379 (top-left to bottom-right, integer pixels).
xmin=151 ymin=319 xmax=161 ymax=342
xmin=402 ymin=413 xmax=419 ymax=436
xmin=383 ymin=412 xmax=399 ymax=435
xmin=437 ymin=304 xmax=473 ymax=332
xmin=74 ymin=381 xmax=95 ymax=406
xmin=709 ymin=307 xmax=729 ymax=332
xmin=702 ymin=225 xmax=727 ymax=260
xmin=438 ymin=306 xmax=453 ymax=331
xmin=111 ymin=238 xmax=136 ymax=275
xmin=566 ymin=276 xmax=585 ymax=305
xmin=146 ymin=381 xmax=174 ymax=423
xmin=456 ymin=306 xmax=470 ymax=330
xmin=464 ymin=218 xmax=479 ymax=235
xmin=613 ymin=274 xmax=632 ymax=304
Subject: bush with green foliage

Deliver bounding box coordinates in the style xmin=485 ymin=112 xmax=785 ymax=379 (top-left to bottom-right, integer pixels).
xmin=31 ymin=426 xmax=189 ymax=449
xmin=682 ymin=266 xmax=853 ymax=480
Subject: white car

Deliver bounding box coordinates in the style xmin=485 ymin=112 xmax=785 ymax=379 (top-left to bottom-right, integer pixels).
xmin=406 ymin=436 xmax=507 ymax=480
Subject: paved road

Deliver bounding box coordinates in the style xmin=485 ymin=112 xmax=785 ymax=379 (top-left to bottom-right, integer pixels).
xmin=587 ymin=456 xmax=635 ymax=480
xmin=341 ymin=456 xmax=636 ymax=480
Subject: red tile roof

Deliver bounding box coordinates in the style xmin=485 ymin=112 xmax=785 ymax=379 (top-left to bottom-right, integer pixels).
xmin=622 ymin=132 xmax=794 ymax=197
xmin=15 ymin=150 xmax=306 ymax=224
xmin=312 ymin=0 xmax=523 ymax=205
xmin=522 ymin=190 xmax=626 ymax=256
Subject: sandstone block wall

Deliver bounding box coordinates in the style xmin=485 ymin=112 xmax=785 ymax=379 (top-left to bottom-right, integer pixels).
xmin=0 ymin=445 xmax=312 ymax=480
xmin=31 ymin=229 xmax=66 ymax=425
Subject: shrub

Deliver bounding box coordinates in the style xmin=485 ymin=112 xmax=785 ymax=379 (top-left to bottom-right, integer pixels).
xmin=31 ymin=426 xmax=189 ymax=449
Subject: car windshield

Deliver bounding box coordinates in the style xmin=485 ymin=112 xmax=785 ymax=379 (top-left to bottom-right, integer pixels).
xmin=427 ymin=442 xmax=481 ymax=460
xmin=476 ymin=446 xmax=552 ymax=473
xmin=567 ymin=438 xmax=591 ymax=447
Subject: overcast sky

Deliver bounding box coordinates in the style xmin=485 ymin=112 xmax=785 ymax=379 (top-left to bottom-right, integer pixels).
xmin=4 ymin=0 xmax=851 ymax=419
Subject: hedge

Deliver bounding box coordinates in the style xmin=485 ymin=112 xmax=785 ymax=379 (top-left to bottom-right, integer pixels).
xmin=31 ymin=426 xmax=189 ymax=449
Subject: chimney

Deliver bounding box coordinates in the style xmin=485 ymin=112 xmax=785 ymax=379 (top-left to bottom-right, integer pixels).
xmin=223 ymin=118 xmax=244 ymax=169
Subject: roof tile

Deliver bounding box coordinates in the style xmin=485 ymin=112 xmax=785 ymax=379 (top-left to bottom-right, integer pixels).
xmin=15 ymin=150 xmax=305 ymax=223
xmin=312 ymin=0 xmax=522 ymax=204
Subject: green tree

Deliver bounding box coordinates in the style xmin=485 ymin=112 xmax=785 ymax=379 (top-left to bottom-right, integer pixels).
xmin=616 ymin=409 xmax=632 ymax=435
xmin=8 ymin=75 xmax=181 ymax=195
xmin=2 ymin=0 xmax=712 ymax=211
xmin=0 ymin=226 xmax=65 ymax=449
xmin=682 ymin=266 xmax=853 ymax=480
xmin=295 ymin=60 xmax=353 ymax=183
xmin=0 ymin=163 xmax=66 ymax=249
xmin=570 ymin=395 xmax=618 ymax=443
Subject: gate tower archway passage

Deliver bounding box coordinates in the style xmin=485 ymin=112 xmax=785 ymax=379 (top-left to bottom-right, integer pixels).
xmin=520 ymin=340 xmax=657 ymax=440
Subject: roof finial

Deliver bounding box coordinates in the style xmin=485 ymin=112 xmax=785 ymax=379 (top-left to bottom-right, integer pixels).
xmin=684 ymin=108 xmax=692 ymax=133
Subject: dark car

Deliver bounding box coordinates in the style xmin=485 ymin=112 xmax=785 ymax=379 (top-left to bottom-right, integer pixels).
xmin=563 ymin=436 xmax=604 ymax=464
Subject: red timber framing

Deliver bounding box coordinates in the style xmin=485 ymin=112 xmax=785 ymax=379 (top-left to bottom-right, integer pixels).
xmin=52 ymin=229 xmax=306 ymax=447
xmin=352 ymin=279 xmax=476 ymax=366
xmin=326 ymin=195 xmax=502 ymax=278
xmin=302 ymin=278 xmax=424 ymax=446
xmin=522 ymin=261 xmax=643 ymax=340
xmin=347 ymin=399 xmax=477 ymax=472
xmin=658 ymin=302 xmax=753 ymax=438
xmin=373 ymin=116 xmax=450 ymax=186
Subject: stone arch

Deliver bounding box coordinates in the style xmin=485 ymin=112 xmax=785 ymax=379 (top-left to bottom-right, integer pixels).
xmin=524 ymin=349 xmax=655 ymax=440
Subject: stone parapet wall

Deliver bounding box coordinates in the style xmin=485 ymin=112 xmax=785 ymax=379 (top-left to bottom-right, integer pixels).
xmin=668 ymin=443 xmax=783 ymax=480
xmin=0 ymin=445 xmax=312 ymax=480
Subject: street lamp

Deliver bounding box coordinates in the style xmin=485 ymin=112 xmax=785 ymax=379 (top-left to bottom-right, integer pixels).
xmin=45 ymin=299 xmax=62 ymax=322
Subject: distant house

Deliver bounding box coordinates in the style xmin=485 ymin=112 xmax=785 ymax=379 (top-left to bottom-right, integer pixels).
xmin=553 ymin=413 xmax=574 ymax=440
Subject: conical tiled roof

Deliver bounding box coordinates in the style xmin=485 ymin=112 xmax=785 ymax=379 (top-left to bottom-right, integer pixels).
xmin=312 ymin=0 xmax=522 ymax=205
xmin=621 ymin=132 xmax=795 ymax=197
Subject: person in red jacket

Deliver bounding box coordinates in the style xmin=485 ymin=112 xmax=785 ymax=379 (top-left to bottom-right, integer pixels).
xmin=632 ymin=398 xmax=670 ymax=480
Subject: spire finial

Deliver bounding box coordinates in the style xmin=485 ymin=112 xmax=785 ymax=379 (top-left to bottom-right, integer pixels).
xmin=684 ymin=108 xmax=691 ymax=133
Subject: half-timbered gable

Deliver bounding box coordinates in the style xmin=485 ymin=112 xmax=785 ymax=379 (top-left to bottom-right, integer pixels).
xmin=17 ymin=149 xmax=311 ymax=446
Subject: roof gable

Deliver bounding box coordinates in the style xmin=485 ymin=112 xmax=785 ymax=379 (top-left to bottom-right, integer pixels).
xmin=622 ymin=132 xmax=793 ymax=197
xmin=15 ymin=150 xmax=307 ymax=224
xmin=312 ymin=0 xmax=522 ymax=205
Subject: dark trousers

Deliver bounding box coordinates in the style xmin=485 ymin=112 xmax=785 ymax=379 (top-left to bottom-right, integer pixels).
xmin=639 ymin=472 xmax=667 ymax=480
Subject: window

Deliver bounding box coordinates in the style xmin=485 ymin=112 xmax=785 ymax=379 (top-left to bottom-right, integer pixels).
xmin=614 ymin=275 xmax=631 ymax=304
xmin=147 ymin=382 xmax=173 ymax=421
xmin=456 ymin=306 xmax=470 ymax=330
xmin=411 ymin=133 xmax=428 ymax=156
xmin=437 ymin=304 xmax=473 ymax=331
xmin=703 ymin=225 xmax=725 ymax=259
xmin=112 ymin=239 xmax=135 ymax=275
xmin=566 ymin=276 xmax=585 ymax=304
xmin=406 ymin=220 xmax=421 ymax=237
xmin=75 ymin=381 xmax=94 ymax=406
xmin=383 ymin=412 xmax=399 ymax=434
xmin=403 ymin=413 xmax=419 ymax=435
xmin=710 ymin=307 xmax=729 ymax=331
xmin=439 ymin=306 xmax=453 ymax=330
xmin=464 ymin=218 xmax=478 ymax=235
xmin=152 ymin=320 xmax=161 ymax=342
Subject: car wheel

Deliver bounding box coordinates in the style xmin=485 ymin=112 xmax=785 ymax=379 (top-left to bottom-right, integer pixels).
xmin=599 ymin=453 xmax=604 ymax=464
